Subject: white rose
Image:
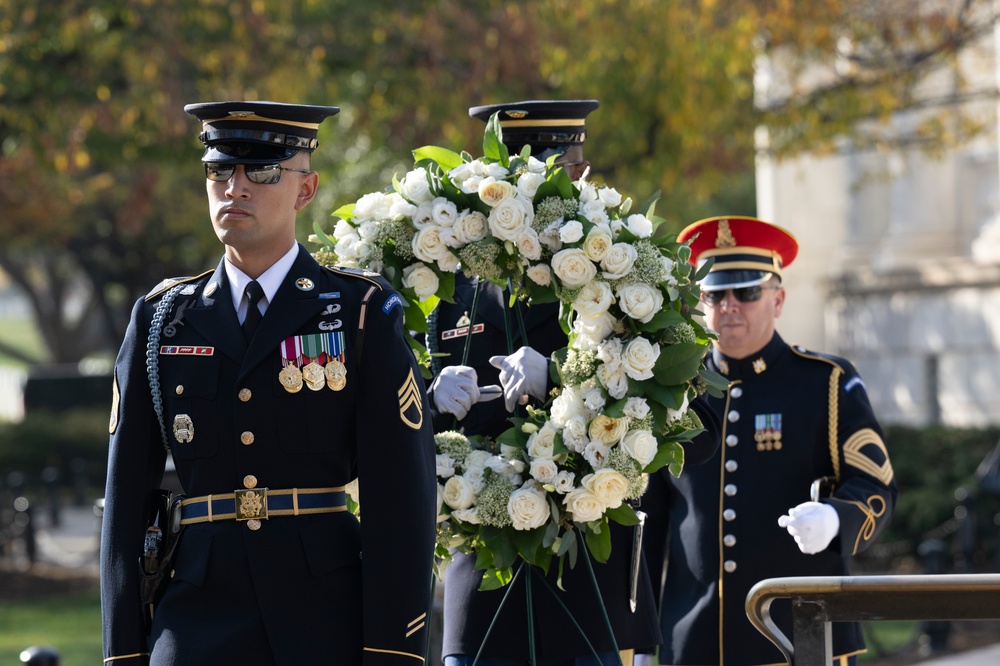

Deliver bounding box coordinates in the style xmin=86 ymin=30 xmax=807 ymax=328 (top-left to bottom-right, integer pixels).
xmin=617 ymin=283 xmax=664 ymax=324
xmin=578 ymin=184 xmax=598 ymax=203
xmin=452 ymin=507 xmax=481 ymax=524
xmin=400 ymin=167 xmax=434 ymax=204
xmin=621 ymin=429 xmax=659 ymax=468
xmin=465 ymin=450 xmax=491 ymax=468
xmin=357 ymin=220 xmax=379 ymax=242
xmin=551 ymin=248 xmax=597 ymax=288
xmin=431 ymin=197 xmax=459 ymax=227
xmin=588 ymin=414 xmax=630 ymax=446
xmin=387 ymin=193 xmax=416 ymax=219
xmin=554 ymin=470 xmax=576 ymax=494
xmin=437 ymin=252 xmax=461 ymax=272
xmin=529 ymin=459 xmax=559 ymax=485
xmin=597 ymin=362 xmax=629 ymax=399
xmin=478 ymin=177 xmax=516 ymax=207
xmin=549 ymin=386 xmax=588 ymax=426
xmin=601 ymin=243 xmax=638 ymax=279
xmin=572 ymin=312 xmax=617 ymax=350
xmin=563 ymin=486 xmax=604 ymax=523
xmin=508 ymin=485 xmax=551 ymax=530
xmin=526 ymin=264 xmax=552 ymax=286
xmin=573 ymin=281 xmax=614 ymax=320
xmin=436 ymin=454 xmax=456 ymax=478
xmin=334 ymin=233 xmax=360 ymax=262
xmin=582 ymin=386 xmax=606 ymax=412
xmin=581 ymin=200 xmax=610 ymax=226
xmin=582 ymin=225 xmax=613 ymax=262
xmin=448 ymin=162 xmax=479 ymax=192
xmin=516 ymin=229 xmax=543 ymax=261
xmin=583 ymin=469 xmax=629 ymax=509
xmin=525 ymin=156 xmax=546 ymax=174
xmin=412 ymin=226 xmax=448 ymax=262
xmin=527 ymin=424 xmax=559 ymax=459
xmin=559 ymin=220 xmax=584 ymax=244
xmin=621 ymin=337 xmax=660 ymax=381
xmin=517 ymin=171 xmax=546 ymax=199
xmin=483 ymin=162 xmax=510 ymax=178
xmin=626 ymin=214 xmax=653 ymax=238
xmin=442 ymin=475 xmax=476 ymax=510
xmin=334 ymin=218 xmax=356 ymax=238
xmin=453 ymin=210 xmax=490 ymax=244
xmin=598 ymin=187 xmax=623 ymax=208
xmin=350 ymin=239 xmax=372 ymax=261
xmin=354 ymin=192 xmax=392 ymax=220
xmin=488 ymin=195 xmax=533 ymax=241
xmin=402 ymin=263 xmax=440 ymax=300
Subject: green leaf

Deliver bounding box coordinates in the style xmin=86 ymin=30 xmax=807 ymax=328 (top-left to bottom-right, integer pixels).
xmin=583 ymin=522 xmax=612 ymax=563
xmin=479 ymin=567 xmax=514 ymax=591
xmin=311 ymin=220 xmax=336 ymax=250
xmin=331 ymin=203 xmax=356 ymax=222
xmin=412 ymin=145 xmax=465 ymax=172
xmin=701 ymin=368 xmax=731 ymax=398
xmin=637 ymin=379 xmax=687 ymax=410
xmin=639 ymin=309 xmax=686 ymax=335
xmin=647 ymin=440 xmax=685 ymax=477
xmin=481 ymin=526 xmax=518 ymax=570
xmin=605 ymin=504 xmax=639 ymax=526
xmin=514 ymin=526 xmax=548 ymax=566
xmin=653 ymin=342 xmax=707 ymax=386
xmin=483 ymin=113 xmax=510 ymax=164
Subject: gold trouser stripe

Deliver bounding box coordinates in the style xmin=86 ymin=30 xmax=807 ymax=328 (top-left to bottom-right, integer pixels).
xmin=619 ymin=649 xmax=634 ymax=666
xmin=363 ymin=647 xmax=425 ymax=662
xmin=104 ymin=653 xmax=149 ymax=663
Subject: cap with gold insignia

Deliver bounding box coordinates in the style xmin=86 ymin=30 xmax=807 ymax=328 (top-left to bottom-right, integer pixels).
xmin=468 ymin=99 xmax=599 ymax=158
xmin=184 ymin=100 xmax=340 ymax=164
xmin=678 ymin=215 xmax=799 ymax=292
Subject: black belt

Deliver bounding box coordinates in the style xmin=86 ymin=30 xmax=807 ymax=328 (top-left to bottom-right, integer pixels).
xmin=179 ymin=486 xmax=347 ymax=525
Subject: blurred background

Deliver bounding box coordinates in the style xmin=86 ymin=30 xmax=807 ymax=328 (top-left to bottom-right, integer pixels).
xmin=2 ymin=1 xmax=1000 ymax=664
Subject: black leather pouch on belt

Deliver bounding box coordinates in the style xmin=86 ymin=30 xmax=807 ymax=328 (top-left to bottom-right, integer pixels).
xmin=138 ymin=488 xmax=184 ymax=633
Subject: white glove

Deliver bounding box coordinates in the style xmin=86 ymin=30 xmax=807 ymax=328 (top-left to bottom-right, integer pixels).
xmin=489 ymin=346 xmax=548 ymax=412
xmin=430 ymin=366 xmax=500 ymax=420
xmin=634 ymin=654 xmax=655 ymax=666
xmin=778 ymin=501 xmax=840 ymax=555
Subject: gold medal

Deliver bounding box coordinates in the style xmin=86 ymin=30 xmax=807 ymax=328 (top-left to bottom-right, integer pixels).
xmin=325 ymin=359 xmax=347 ymax=391
xmin=302 ymin=361 xmax=326 ymax=391
xmin=278 ymin=364 xmax=303 ymax=393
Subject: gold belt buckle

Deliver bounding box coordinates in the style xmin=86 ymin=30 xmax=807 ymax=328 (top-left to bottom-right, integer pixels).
xmin=234 ymin=488 xmax=268 ymax=521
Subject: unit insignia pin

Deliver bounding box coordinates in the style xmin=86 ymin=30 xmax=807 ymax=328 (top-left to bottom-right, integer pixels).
xmin=296 ymin=278 xmax=315 ymax=291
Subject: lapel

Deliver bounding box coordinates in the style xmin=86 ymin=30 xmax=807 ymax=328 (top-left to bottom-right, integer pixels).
xmin=182 ymin=246 xmax=329 ymax=373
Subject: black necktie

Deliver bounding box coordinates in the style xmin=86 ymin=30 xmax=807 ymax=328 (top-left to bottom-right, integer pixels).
xmin=242 ymin=280 xmax=264 ymax=341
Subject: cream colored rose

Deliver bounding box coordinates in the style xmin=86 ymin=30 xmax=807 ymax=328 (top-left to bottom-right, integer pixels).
xmin=584 ymin=469 xmax=629 ymax=509
xmin=551 ymin=248 xmax=597 ymax=288
xmin=526 ymin=264 xmax=552 ymax=286
xmin=453 ymin=210 xmax=490 ymax=244
xmin=559 ymin=220 xmax=584 ymax=243
xmin=508 ymin=485 xmax=551 ymax=530
xmin=517 ymin=171 xmax=546 ymax=199
xmin=478 ymin=177 xmax=516 ymax=207
xmin=617 ymin=283 xmax=664 ymax=324
xmin=573 ymin=281 xmax=614 ymax=320
xmin=529 ymin=458 xmax=559 ymax=485
xmin=598 ymin=187 xmax=623 ymax=208
xmin=589 ymin=414 xmax=629 ymax=445
xmin=442 ymin=475 xmax=476 ymax=510
xmin=402 ymin=263 xmax=440 ymax=300
xmin=621 ymin=429 xmax=658 ymax=468
xmin=583 ymin=225 xmax=613 ymax=262
xmin=601 ymin=243 xmax=638 ymax=279
xmin=626 ymin=214 xmax=653 ymax=238
xmin=516 ymin=229 xmax=543 ymax=261
xmin=563 ymin=486 xmax=604 ymax=523
xmin=488 ymin=195 xmax=533 ymax=241
xmin=437 ymin=252 xmax=461 ymax=272
xmin=412 ymin=226 xmax=448 ymax=263
xmin=621 ymin=337 xmax=660 ymax=381
xmin=400 ymin=167 xmax=433 ymax=204
xmin=554 ymin=470 xmax=576 ymax=494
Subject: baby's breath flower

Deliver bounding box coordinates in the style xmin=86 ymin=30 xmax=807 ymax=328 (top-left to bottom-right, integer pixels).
xmin=534 ymin=197 xmax=580 ymax=232
xmin=607 ymin=447 xmax=645 ymax=500
xmin=663 ymin=322 xmax=697 ymax=345
xmin=630 ymin=414 xmax=654 ymax=431
xmin=459 ymin=240 xmax=505 ymax=282
xmin=376 ymin=219 xmax=417 ymax=262
xmin=476 ymin=473 xmax=515 ymax=528
xmin=436 ymin=431 xmax=474 ymax=463
xmin=561 ymin=348 xmax=599 ymax=386
xmin=628 ymin=240 xmax=669 ymax=286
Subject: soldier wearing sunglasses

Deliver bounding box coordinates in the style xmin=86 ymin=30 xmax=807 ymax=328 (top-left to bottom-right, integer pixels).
xmin=642 ymin=216 xmax=898 ymax=666
xmin=100 ymin=101 xmax=437 ymax=665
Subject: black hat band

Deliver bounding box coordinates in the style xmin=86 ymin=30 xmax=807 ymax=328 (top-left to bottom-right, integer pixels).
xmin=199 ymin=128 xmax=319 ymax=151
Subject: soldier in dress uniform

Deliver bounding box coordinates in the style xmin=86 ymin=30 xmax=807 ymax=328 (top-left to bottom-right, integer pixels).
xmin=435 ymin=100 xmax=720 ymax=666
xmin=643 ymin=216 xmax=898 ymax=666
xmin=100 ymin=101 xmax=437 ymax=665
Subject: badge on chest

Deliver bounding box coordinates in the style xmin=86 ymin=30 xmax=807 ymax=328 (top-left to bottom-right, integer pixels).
xmin=279 ymin=333 xmax=347 ymax=393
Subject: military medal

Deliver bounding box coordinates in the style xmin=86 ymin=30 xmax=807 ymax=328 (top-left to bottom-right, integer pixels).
xmin=322 ymin=332 xmax=347 ymax=391
xmin=300 ymin=334 xmax=327 ymax=391
xmin=326 ymin=359 xmax=346 ymax=391
xmin=279 ymin=337 xmax=304 ymax=393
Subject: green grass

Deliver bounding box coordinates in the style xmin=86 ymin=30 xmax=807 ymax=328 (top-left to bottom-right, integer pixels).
xmin=860 ymin=620 xmax=919 ymax=661
xmin=0 ymin=589 xmax=102 ymax=665
xmin=0 ymin=315 xmax=45 ymax=367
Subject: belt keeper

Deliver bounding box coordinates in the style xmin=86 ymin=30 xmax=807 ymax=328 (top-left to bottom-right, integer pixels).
xmin=207 ymin=494 xmax=213 ymax=522
xmin=293 ymin=488 xmax=299 ymax=515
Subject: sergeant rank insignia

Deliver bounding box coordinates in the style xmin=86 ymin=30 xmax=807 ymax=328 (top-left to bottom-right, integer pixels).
xmin=279 ymin=332 xmax=347 ymax=393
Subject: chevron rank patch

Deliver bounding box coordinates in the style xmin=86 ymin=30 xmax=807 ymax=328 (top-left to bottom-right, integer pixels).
xmin=843 ymin=428 xmax=894 ymax=486
xmin=398 ymin=368 xmax=424 ymax=430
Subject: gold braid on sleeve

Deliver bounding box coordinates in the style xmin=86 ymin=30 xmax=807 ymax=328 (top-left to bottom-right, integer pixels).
xmin=828 ymin=366 xmax=843 ymax=481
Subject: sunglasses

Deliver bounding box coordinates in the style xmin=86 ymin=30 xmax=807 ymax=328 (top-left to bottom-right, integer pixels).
xmin=700 ymin=285 xmax=779 ymax=305
xmin=204 ymin=163 xmax=311 ymax=185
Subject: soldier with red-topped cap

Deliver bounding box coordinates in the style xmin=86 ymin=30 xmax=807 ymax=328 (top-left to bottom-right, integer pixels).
xmin=100 ymin=101 xmax=437 ymax=665
xmin=642 ymin=216 xmax=897 ymax=666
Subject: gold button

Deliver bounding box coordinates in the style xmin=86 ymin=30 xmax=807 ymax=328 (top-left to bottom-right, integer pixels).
xmin=247 ymin=519 xmax=261 ymax=531
xmin=238 ymin=388 xmax=252 ymax=402
xmin=240 ymin=431 xmax=254 ymax=446
xmin=175 ymin=385 xmax=184 ymax=395
xmin=243 ymin=475 xmax=257 ymax=489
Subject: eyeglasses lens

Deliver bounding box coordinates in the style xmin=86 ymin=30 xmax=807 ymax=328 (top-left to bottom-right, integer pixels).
xmin=204 ymin=164 xmax=282 ymax=184
xmin=702 ymin=285 xmax=764 ymax=305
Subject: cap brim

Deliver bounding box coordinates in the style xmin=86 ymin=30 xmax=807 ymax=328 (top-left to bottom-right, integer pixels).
xmin=701 ymin=269 xmax=775 ymax=291
xmin=201 ymin=143 xmax=299 ymax=164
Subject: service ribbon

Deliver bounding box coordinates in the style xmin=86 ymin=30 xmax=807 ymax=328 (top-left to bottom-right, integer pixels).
xmin=280 ymin=336 xmax=303 ymax=367
xmin=324 ymin=331 xmax=345 ymax=364
xmin=301 ymin=334 xmax=324 ymax=364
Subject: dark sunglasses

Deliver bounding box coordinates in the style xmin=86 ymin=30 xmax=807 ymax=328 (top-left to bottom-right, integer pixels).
xmin=700 ymin=285 xmax=779 ymax=305
xmin=204 ymin=163 xmax=311 ymax=185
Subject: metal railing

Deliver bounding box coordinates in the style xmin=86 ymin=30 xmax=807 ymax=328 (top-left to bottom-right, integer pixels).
xmin=745 ymin=574 xmax=1000 ymax=665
